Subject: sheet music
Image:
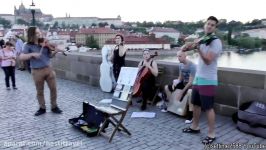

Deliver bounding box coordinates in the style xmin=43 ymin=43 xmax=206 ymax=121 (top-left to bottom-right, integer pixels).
xmin=131 ymin=112 xmax=156 ymax=118
xmin=117 ymin=67 xmax=139 ymax=86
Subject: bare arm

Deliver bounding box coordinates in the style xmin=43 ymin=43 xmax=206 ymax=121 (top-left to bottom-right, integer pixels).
xmin=181 ymin=76 xmax=194 ymax=93
xmin=138 ymin=61 xmax=143 ymax=70
xmin=177 ymin=69 xmax=183 ymax=81
xmin=147 ymin=61 xmax=158 ymax=77
xmin=19 ymin=53 xmax=34 ymax=61
xmin=1 ymin=55 xmax=12 ymax=60
xmin=196 ymin=39 xmax=222 ymax=65
xmin=197 ymin=49 xmax=216 ymax=65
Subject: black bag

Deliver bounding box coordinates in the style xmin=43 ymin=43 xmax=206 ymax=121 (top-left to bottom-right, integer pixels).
xmin=69 ymin=102 xmax=106 ymax=137
xmin=236 ymin=101 xmax=266 ymax=138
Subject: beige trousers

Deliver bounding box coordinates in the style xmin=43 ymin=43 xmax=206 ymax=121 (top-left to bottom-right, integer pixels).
xmin=32 ymin=67 xmax=57 ymax=109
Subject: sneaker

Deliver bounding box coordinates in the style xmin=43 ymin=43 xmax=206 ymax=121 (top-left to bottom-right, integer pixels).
xmin=185 ymin=119 xmax=193 ymax=124
xmin=34 ymin=108 xmax=46 ymax=116
xmin=51 ymin=107 xmax=63 ymax=114
xmin=6 ymin=87 xmax=11 ymax=90
xmin=13 ymin=87 xmax=18 ymax=90
xmin=161 ymin=109 xmax=167 ymax=113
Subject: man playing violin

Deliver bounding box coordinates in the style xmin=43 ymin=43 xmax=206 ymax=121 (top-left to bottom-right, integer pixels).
xmin=20 ymin=27 xmax=65 ymax=116
xmin=161 ymin=51 xmax=196 ymax=124
xmin=182 ymin=16 xmax=222 ymax=145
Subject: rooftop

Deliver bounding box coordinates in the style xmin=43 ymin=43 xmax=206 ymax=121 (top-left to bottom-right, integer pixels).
xmin=78 ymin=28 xmax=117 ymax=34
xmin=150 ymin=27 xmax=179 ymax=33
xmin=106 ymin=35 xmax=170 ymax=44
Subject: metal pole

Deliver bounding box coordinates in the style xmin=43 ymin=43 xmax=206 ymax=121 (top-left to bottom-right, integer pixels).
xmin=31 ymin=9 xmax=35 ymax=26
xmin=30 ymin=0 xmax=36 ymax=26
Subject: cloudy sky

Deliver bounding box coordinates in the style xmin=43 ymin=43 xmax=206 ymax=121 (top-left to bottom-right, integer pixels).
xmin=1 ymin=0 xmax=265 ymax=22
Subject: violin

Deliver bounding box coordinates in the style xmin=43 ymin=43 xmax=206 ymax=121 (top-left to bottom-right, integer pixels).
xmin=38 ymin=38 xmax=69 ymax=56
xmin=181 ymin=33 xmax=217 ymax=52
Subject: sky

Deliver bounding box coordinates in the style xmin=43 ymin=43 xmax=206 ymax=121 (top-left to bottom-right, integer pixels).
xmin=0 ymin=0 xmax=265 ymax=23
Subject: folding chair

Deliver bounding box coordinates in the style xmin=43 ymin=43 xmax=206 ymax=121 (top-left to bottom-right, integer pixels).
xmin=93 ymin=67 xmax=138 ymax=143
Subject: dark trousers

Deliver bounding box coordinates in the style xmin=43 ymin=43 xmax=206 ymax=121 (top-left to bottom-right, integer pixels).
xmin=141 ymin=78 xmax=155 ymax=107
xmin=27 ymin=60 xmax=31 ymax=73
xmin=2 ymin=66 xmax=16 ymax=88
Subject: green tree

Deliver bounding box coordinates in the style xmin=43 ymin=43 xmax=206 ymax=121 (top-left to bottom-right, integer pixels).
xmin=110 ymin=24 xmax=116 ymax=29
xmin=262 ymin=39 xmax=266 ymax=50
xmin=0 ymin=17 xmax=11 ymax=28
xmin=86 ymin=36 xmax=99 ymax=49
xmin=162 ymin=35 xmax=176 ymax=44
xmin=91 ymin=23 xmax=97 ymax=27
xmin=53 ymin=21 xmax=59 ymax=28
xmin=232 ymin=36 xmax=263 ymax=49
xmin=98 ymin=22 xmax=108 ymax=27
xmin=35 ymin=20 xmax=44 ymax=28
xmin=61 ymin=22 xmax=66 ymax=29
xmin=227 ymin=28 xmax=232 ymax=45
xmin=44 ymin=24 xmax=50 ymax=30
xmin=16 ymin=19 xmax=29 ymax=25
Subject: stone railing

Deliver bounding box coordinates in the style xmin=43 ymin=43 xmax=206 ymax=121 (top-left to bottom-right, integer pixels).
xmin=52 ymin=53 xmax=266 ymax=116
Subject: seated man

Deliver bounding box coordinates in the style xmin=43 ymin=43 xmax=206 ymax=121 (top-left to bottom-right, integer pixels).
xmin=161 ymin=51 xmax=196 ymax=124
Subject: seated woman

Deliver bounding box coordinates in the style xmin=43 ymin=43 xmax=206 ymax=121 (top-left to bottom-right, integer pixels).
xmin=138 ymin=50 xmax=158 ymax=110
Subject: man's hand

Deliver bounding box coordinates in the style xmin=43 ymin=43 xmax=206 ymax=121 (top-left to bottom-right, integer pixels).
xmin=31 ymin=53 xmax=41 ymax=59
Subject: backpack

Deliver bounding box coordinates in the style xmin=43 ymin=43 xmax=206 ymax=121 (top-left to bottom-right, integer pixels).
xmin=234 ymin=101 xmax=266 ymax=138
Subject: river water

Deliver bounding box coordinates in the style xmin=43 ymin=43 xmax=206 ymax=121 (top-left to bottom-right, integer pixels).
xmin=158 ymin=51 xmax=266 ymax=71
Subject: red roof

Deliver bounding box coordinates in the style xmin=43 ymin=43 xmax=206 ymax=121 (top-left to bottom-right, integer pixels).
xmin=78 ymin=28 xmax=117 ymax=34
xmin=106 ymin=35 xmax=170 ymax=44
xmin=150 ymin=27 xmax=179 ymax=33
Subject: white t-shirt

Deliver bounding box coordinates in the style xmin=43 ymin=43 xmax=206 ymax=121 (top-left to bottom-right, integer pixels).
xmin=195 ymin=39 xmax=222 ymax=81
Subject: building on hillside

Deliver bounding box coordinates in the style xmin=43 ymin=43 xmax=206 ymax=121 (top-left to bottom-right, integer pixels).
xmin=148 ymin=27 xmax=180 ymax=43
xmin=53 ymin=15 xmax=123 ymax=27
xmin=55 ymin=30 xmax=78 ymax=43
xmin=0 ymin=25 xmax=4 ymax=39
xmin=75 ymin=28 xmax=117 ymax=48
xmin=241 ymin=28 xmax=266 ymax=39
xmin=11 ymin=24 xmax=27 ymax=37
xmin=0 ymin=14 xmax=18 ymax=24
xmin=105 ymin=34 xmax=171 ymax=50
xmin=0 ymin=2 xmax=53 ymax=24
xmin=14 ymin=2 xmax=53 ymax=23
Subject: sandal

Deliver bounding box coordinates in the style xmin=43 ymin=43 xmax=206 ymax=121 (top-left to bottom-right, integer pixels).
xmin=202 ymin=136 xmax=216 ymax=145
xmin=182 ymin=127 xmax=200 ymax=134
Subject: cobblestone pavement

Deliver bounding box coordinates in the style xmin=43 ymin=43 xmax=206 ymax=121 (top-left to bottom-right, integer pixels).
xmin=0 ymin=70 xmax=265 ymax=150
